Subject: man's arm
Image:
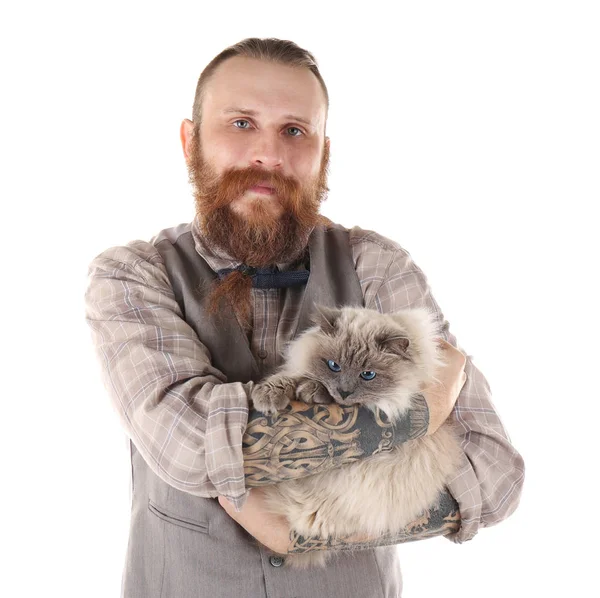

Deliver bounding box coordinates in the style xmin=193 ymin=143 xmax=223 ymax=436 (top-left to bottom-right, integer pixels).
xmin=351 ymin=227 xmax=526 ymax=543
xmin=218 ymin=484 xmax=461 ymax=554
xmin=288 ymin=489 xmax=460 ymax=553
xmin=84 ymin=240 xmax=433 ymax=513
xmin=240 ymin=349 xmax=465 ymax=551
xmin=242 ymin=340 xmax=465 ymax=488
xmin=84 ymin=241 xmax=257 ymax=508
xmin=243 ymin=394 xmax=429 ymax=487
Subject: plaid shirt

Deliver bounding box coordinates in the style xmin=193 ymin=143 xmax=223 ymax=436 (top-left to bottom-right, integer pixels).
xmin=84 ymin=217 xmax=524 ymax=543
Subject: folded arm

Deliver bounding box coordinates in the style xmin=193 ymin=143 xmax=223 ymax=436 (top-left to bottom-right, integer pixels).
xmin=219 ymin=484 xmax=460 ymax=554
xmin=281 ymin=229 xmax=526 ymax=552
xmin=84 ymin=241 xmax=431 ymax=513
xmin=84 ymin=241 xmax=257 ymax=506
xmin=243 ymin=393 xmax=429 ymax=487
xmin=288 ymin=489 xmax=460 ymax=553
xmin=352 ymin=227 xmax=526 ymax=543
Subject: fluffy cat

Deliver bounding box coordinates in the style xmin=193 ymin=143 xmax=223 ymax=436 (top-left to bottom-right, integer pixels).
xmin=250 ymin=305 xmax=464 ymax=569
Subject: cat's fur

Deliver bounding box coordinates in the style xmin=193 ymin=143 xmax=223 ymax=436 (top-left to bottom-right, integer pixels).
xmin=251 ymin=305 xmax=464 ymax=569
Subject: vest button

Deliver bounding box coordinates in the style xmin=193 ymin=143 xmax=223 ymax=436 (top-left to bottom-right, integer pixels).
xmin=269 ymin=555 xmax=285 ymax=567
xmin=258 ymin=349 xmax=268 ymax=359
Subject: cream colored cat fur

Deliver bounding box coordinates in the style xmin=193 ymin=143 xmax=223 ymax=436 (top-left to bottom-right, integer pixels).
xmin=252 ymin=306 xmax=464 ymax=569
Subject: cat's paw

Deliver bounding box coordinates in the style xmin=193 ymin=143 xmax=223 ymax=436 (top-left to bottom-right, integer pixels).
xmin=295 ymin=379 xmax=333 ymax=405
xmin=251 ymin=375 xmax=295 ymax=415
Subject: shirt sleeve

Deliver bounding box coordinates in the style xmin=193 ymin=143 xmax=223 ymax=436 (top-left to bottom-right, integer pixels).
xmin=84 ymin=240 xmax=251 ymax=511
xmin=351 ymin=228 xmax=525 ymax=543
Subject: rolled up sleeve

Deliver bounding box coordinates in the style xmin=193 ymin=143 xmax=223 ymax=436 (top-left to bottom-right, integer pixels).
xmin=84 ymin=240 xmax=251 ymax=510
xmin=353 ymin=230 xmax=525 ymax=543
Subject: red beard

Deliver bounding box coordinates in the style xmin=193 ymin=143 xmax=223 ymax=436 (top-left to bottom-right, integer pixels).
xmin=186 ymin=129 xmax=331 ymax=327
xmin=188 ymin=131 xmax=330 ymax=267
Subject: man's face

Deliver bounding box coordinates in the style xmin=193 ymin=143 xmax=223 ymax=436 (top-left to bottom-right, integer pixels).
xmin=183 ymin=56 xmax=330 ymax=266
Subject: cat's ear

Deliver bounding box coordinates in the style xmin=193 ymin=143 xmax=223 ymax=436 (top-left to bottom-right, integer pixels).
xmin=378 ymin=334 xmax=411 ymax=359
xmin=310 ymin=305 xmax=341 ymax=335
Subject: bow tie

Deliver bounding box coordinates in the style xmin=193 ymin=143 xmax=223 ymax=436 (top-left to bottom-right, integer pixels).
xmin=216 ymin=264 xmax=310 ymax=289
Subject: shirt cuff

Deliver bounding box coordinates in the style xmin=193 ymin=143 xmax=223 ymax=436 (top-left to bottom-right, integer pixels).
xmin=204 ymin=381 xmax=253 ymax=511
xmin=224 ymin=488 xmax=251 ymax=512
xmin=443 ymin=455 xmax=482 ymax=544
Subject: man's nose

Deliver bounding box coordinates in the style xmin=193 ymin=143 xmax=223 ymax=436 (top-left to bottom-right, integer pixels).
xmin=250 ymin=133 xmax=284 ymax=169
xmin=337 ymin=388 xmax=353 ymax=399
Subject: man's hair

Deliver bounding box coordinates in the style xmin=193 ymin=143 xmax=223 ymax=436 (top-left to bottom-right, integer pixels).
xmin=191 ymin=37 xmax=329 ymax=129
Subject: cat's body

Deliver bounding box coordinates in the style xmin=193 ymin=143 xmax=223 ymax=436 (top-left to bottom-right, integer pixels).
xmin=251 ymin=306 xmax=464 ymax=569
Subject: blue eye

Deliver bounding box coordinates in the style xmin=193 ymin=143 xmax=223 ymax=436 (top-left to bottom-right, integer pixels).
xmin=233 ymin=119 xmax=251 ymax=129
xmin=360 ymin=371 xmax=376 ymax=380
xmin=327 ymin=360 xmax=341 ymax=372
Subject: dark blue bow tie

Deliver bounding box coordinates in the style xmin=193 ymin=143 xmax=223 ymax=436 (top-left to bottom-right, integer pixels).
xmin=216 ymin=264 xmax=310 ymax=289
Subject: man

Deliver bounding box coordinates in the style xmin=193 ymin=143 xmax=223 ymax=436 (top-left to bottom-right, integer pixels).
xmin=85 ymin=37 xmax=524 ymax=598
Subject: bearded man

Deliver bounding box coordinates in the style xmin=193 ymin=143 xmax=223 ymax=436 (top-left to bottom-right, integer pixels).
xmin=85 ymin=37 xmax=524 ymax=598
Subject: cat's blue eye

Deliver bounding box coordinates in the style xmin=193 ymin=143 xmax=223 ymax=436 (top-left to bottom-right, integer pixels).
xmin=327 ymin=360 xmax=341 ymax=372
xmin=360 ymin=370 xmax=376 ymax=380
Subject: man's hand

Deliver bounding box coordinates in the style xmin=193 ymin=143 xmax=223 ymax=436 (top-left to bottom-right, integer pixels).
xmin=421 ymin=338 xmax=467 ymax=435
xmin=218 ymin=487 xmax=461 ymax=555
xmin=218 ymin=488 xmax=291 ymax=554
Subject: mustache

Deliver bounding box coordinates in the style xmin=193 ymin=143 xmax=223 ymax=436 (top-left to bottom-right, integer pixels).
xmin=198 ymin=166 xmax=300 ymax=207
xmin=187 ymin=129 xmax=330 ymax=226
xmin=191 ymin=164 xmax=323 ymax=231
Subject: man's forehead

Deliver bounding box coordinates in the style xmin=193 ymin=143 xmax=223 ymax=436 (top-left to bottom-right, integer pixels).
xmin=203 ymin=56 xmax=326 ymax=128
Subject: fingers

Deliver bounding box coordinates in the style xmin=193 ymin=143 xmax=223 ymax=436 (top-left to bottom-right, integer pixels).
xmin=436 ymin=339 xmax=467 ymax=365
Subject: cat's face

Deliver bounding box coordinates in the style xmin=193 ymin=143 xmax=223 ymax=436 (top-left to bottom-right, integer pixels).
xmin=291 ymin=306 xmax=419 ymax=407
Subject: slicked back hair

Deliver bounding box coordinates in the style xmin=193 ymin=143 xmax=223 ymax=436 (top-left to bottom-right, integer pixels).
xmin=191 ymin=37 xmax=329 ymax=132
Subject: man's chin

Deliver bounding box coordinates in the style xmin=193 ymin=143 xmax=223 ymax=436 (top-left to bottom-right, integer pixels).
xmin=230 ymin=197 xmax=285 ymax=222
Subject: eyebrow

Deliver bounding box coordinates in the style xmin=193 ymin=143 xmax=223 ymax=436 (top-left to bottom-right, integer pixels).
xmin=222 ymin=107 xmax=315 ymax=129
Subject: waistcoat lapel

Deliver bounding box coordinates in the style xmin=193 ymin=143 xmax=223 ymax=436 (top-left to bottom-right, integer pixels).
xmin=154 ymin=226 xmax=260 ymax=383
xmin=153 ymin=223 xmax=364 ymax=383
xmin=293 ymin=223 xmax=364 ymax=340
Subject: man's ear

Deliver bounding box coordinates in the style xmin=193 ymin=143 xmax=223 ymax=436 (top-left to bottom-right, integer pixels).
xmin=180 ymin=119 xmax=195 ymax=162
xmin=310 ymin=304 xmax=341 ymax=334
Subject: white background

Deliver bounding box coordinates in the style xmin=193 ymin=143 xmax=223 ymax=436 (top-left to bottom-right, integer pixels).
xmin=1 ymin=1 xmax=598 ymax=596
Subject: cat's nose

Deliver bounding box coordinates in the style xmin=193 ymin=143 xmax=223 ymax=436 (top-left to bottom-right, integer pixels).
xmin=337 ymin=388 xmax=353 ymax=399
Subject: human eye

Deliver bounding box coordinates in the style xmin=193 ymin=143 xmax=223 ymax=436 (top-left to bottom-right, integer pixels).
xmin=286 ymin=126 xmax=304 ymax=137
xmin=233 ymin=119 xmax=252 ymax=130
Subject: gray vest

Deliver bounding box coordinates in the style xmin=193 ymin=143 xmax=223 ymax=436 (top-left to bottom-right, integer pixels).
xmin=122 ymin=222 xmax=403 ymax=597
